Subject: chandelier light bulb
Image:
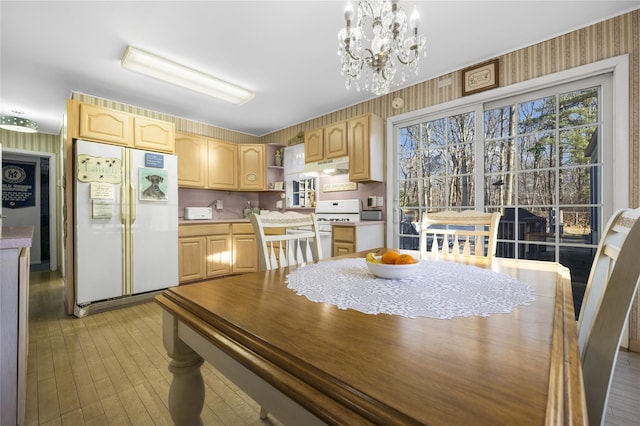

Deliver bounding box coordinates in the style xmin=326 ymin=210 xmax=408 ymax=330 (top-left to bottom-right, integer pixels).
xmin=344 ymin=1 xmax=355 ymax=21
xmin=409 ymin=6 xmax=420 ymax=29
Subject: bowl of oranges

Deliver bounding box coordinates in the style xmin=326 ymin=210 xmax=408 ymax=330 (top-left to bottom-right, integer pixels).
xmin=365 ymin=251 xmax=421 ymax=279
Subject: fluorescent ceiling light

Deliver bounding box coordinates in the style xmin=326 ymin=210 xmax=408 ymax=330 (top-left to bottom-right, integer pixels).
xmin=121 ymin=46 xmax=254 ymax=105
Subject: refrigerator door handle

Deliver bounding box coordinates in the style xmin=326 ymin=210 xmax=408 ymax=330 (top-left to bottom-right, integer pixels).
xmin=130 ymin=183 xmax=136 ymax=223
xmin=121 ymin=185 xmax=127 ymax=223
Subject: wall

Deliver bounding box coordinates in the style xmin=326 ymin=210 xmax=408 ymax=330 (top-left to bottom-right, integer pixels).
xmin=260 ymin=10 xmax=640 ymax=347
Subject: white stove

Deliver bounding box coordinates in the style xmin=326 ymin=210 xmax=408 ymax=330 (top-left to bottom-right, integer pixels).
xmin=314 ymin=199 xmax=361 ymax=232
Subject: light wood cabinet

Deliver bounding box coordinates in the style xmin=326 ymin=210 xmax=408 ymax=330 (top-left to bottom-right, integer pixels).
xmin=208 ymin=139 xmax=238 ymax=189
xmin=79 ymin=103 xmax=133 ymax=145
xmin=206 ymin=234 xmax=232 ymax=277
xmin=348 ymin=113 xmax=384 ymax=182
xmin=303 ymin=114 xmax=382 ymax=182
xmin=239 ymin=144 xmax=266 ymax=190
xmin=333 ymin=223 xmax=385 ymax=255
xmin=325 ymin=120 xmax=349 ymax=159
xmin=77 ymin=103 xmax=175 ymax=153
xmin=178 ymin=223 xmax=255 ymax=283
xmin=178 ymin=236 xmax=206 ymax=282
xmin=176 ymin=132 xmax=207 ymax=187
xmin=133 ymin=116 xmax=175 ymax=153
xmin=304 ymin=123 xmax=349 ymax=163
xmin=304 ymin=128 xmax=325 ymax=162
xmin=232 ymin=223 xmax=258 ymax=273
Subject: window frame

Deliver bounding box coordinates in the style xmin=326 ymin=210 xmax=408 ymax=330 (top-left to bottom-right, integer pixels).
xmin=386 ymin=55 xmax=629 ymax=249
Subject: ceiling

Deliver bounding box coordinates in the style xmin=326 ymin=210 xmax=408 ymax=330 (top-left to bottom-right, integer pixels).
xmin=2 ymin=1 xmax=639 ymax=137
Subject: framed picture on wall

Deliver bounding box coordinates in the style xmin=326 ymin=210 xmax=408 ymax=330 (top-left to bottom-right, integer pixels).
xmin=461 ymin=59 xmax=499 ymax=96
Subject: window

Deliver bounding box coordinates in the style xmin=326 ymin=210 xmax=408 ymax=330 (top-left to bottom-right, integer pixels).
xmin=389 ymin=56 xmax=628 ymax=313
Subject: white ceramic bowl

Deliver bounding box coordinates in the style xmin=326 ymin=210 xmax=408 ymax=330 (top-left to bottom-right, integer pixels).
xmin=366 ymin=256 xmax=422 ymax=279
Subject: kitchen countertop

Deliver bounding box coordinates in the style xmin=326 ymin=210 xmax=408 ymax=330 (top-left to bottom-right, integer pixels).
xmin=332 ymin=220 xmax=385 ymax=227
xmin=0 ymin=226 xmax=34 ymax=249
xmin=179 ymin=218 xmax=250 ymax=225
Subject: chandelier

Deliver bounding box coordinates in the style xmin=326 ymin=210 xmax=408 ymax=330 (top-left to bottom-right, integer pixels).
xmin=337 ymin=0 xmax=426 ymax=96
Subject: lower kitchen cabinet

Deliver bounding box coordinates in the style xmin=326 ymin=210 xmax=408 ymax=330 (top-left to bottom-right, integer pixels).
xmin=332 ymin=223 xmax=385 ymax=256
xmin=178 ymin=222 xmax=256 ymax=284
xmin=231 ymin=223 xmax=258 ymax=273
xmin=178 ymin=236 xmax=207 ymax=282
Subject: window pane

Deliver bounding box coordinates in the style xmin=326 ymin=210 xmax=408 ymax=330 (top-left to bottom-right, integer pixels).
xmin=559 ymin=126 xmax=597 ymax=166
xmin=485 ymin=174 xmax=514 ymax=206
xmin=425 ymin=118 xmax=447 ymax=148
xmin=399 ymin=180 xmax=420 ymax=208
xmin=485 ymin=138 xmax=515 ymax=173
xmin=518 ymin=97 xmax=556 ymax=134
xmin=518 ymin=170 xmax=556 ymax=205
xmin=559 ymin=166 xmax=596 ymax=205
xmin=448 ymin=142 xmax=474 ymax=175
xmin=558 ymin=206 xmax=597 ymax=244
xmin=399 ymin=151 xmax=420 ymax=179
xmin=449 ymin=112 xmax=475 ymax=143
xmin=449 ymin=175 xmax=475 ymax=207
xmin=424 ymin=147 xmax=447 ymax=176
xmin=423 ymin=178 xmax=446 ymax=207
xmin=517 ymin=132 xmax=556 ymax=170
xmin=484 ymin=106 xmax=515 ymax=139
xmin=559 ymin=87 xmax=598 ymax=127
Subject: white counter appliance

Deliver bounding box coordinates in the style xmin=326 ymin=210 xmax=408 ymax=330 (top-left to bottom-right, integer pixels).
xmin=74 ymin=139 xmax=178 ymax=308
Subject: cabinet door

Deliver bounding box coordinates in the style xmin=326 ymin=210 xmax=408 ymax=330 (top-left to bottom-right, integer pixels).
xmin=325 ymin=120 xmax=349 ymax=159
xmin=176 ymin=133 xmax=207 ymax=188
xmin=304 ymin=128 xmax=324 ymax=162
xmin=348 ymin=115 xmax=371 ymax=181
xmin=208 ymin=139 xmax=238 ymax=189
xmin=333 ymin=242 xmax=355 ymax=256
xmin=134 ymin=116 xmax=175 ymax=153
xmin=232 ymin=234 xmax=258 ymax=273
xmin=206 ymin=235 xmax=232 ymax=277
xmin=238 ymin=144 xmax=265 ymax=190
xmin=178 ymin=237 xmax=206 ymax=283
xmin=79 ymin=103 xmax=133 ymax=145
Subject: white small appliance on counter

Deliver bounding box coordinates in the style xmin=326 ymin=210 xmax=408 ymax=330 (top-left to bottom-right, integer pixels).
xmin=184 ymin=207 xmax=213 ymax=220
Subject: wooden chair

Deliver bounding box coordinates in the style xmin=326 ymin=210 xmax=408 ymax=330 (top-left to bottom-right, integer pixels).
xmin=249 ymin=211 xmax=322 ymax=271
xmin=578 ymin=207 xmax=640 ymax=425
xmin=419 ymin=210 xmax=501 ymax=259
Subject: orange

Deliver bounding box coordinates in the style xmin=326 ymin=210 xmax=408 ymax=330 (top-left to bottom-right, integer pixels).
xmin=395 ymin=254 xmax=418 ymax=264
xmin=381 ymin=251 xmax=400 ymax=264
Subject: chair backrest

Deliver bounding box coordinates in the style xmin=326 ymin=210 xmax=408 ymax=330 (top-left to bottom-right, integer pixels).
xmin=249 ymin=211 xmax=322 ymax=271
xmin=419 ymin=210 xmax=501 ymax=259
xmin=579 ymin=207 xmax=640 ymax=425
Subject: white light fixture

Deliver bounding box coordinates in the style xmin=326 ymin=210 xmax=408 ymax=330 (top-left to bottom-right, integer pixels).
xmin=0 ymin=115 xmax=38 ymax=133
xmin=338 ymin=0 xmax=427 ymax=95
xmin=121 ymin=46 xmax=255 ymax=105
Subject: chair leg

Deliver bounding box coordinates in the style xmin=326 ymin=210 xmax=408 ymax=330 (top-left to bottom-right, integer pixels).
xmin=259 ymin=406 xmax=268 ymax=420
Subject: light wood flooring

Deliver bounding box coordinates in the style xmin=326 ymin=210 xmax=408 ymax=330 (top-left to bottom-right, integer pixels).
xmin=26 ymin=270 xmax=640 ymax=425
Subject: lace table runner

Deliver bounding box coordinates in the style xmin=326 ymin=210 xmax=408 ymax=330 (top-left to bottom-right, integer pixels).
xmin=286 ymin=258 xmax=535 ymax=319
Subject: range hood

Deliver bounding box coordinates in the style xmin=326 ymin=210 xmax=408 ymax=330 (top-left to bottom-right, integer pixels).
xmin=300 ymin=156 xmax=349 ymax=177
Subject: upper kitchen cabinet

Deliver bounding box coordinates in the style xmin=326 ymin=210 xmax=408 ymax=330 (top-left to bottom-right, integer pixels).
xmin=79 ymin=103 xmax=133 ymax=146
xmin=325 ymin=120 xmax=349 ymax=159
xmin=348 ymin=113 xmax=384 ymax=182
xmin=208 ymin=138 xmax=238 ymax=190
xmin=238 ymin=144 xmax=265 ymax=191
xmin=304 ymin=128 xmax=324 ymax=163
xmin=133 ymin=116 xmax=175 ymax=153
xmin=304 ymin=122 xmax=349 ymax=163
xmin=176 ymin=132 xmax=207 ymax=187
xmin=76 ymin=102 xmax=175 ymax=153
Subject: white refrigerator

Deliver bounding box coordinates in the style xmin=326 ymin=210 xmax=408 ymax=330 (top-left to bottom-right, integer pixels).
xmin=74 ymin=139 xmax=178 ymax=306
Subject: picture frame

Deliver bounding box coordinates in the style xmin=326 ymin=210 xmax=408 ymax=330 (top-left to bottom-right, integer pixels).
xmin=273 ymin=181 xmax=284 ymax=190
xmin=461 ymin=59 xmax=499 ymax=96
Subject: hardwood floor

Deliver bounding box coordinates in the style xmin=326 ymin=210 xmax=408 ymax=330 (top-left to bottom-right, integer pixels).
xmin=26 ymin=270 xmax=639 ymax=425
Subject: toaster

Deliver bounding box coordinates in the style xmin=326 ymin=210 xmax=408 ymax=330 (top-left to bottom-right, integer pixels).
xmin=361 ymin=210 xmax=383 ymax=221
xmin=184 ymin=207 xmax=213 ymax=220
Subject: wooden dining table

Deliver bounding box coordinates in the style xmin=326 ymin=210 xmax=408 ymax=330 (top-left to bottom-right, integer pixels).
xmin=155 ymin=249 xmax=588 ymax=425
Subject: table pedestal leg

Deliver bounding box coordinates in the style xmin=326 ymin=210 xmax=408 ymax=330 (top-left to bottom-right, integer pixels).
xmin=168 ymin=348 xmax=205 ymax=426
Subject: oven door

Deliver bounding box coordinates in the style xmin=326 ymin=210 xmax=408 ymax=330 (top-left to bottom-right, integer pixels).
xmin=286 ymin=228 xmax=331 ymax=259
